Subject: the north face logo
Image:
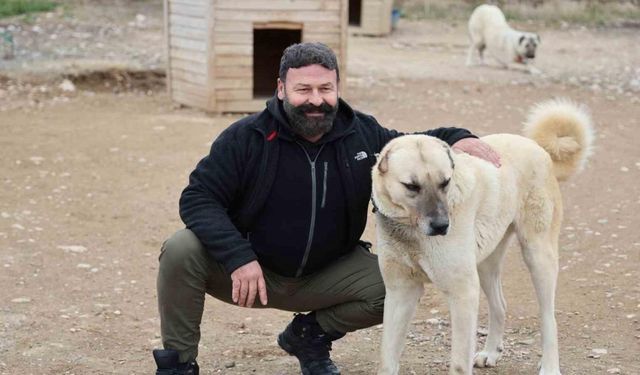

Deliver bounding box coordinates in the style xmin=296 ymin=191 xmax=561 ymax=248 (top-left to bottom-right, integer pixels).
xmin=354 ymin=151 xmax=368 ymax=161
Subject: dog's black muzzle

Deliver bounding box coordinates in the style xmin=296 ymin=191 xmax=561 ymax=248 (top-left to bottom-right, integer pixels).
xmin=429 ymin=219 xmax=449 ymax=236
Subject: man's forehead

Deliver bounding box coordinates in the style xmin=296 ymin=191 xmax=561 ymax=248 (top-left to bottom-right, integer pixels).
xmin=286 ymin=64 xmax=338 ymax=84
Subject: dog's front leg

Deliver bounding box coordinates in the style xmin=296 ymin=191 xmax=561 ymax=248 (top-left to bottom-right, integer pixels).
xmin=378 ymin=260 xmax=424 ymax=375
xmin=442 ymin=270 xmax=480 ymax=375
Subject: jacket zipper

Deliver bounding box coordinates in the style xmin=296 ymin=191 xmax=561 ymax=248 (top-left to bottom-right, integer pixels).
xmin=321 ymin=161 xmax=328 ymax=208
xmin=295 ymin=142 xmax=326 ymax=277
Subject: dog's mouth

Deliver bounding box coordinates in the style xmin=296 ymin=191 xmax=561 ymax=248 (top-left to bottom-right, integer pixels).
xmin=525 ymin=52 xmax=536 ymax=59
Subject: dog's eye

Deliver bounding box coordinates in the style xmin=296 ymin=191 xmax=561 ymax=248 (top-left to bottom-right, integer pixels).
xmin=440 ymin=178 xmax=450 ymax=190
xmin=402 ymin=182 xmax=421 ymax=193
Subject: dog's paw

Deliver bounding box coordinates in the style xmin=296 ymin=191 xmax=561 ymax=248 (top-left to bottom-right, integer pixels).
xmin=473 ymin=350 xmax=502 ymax=368
xmin=538 ymin=369 xmax=562 ymax=375
xmin=527 ymin=66 xmax=543 ymax=75
xmin=537 ymin=361 xmax=562 ymax=375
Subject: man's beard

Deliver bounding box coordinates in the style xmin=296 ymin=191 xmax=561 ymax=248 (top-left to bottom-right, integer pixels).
xmin=283 ymin=95 xmax=339 ymax=140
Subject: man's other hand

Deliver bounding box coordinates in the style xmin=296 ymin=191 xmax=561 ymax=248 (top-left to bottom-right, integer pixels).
xmin=452 ymin=138 xmax=501 ymax=167
xmin=230 ymin=260 xmax=268 ymax=308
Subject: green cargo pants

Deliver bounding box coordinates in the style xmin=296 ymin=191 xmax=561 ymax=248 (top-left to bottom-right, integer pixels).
xmin=157 ymin=229 xmax=385 ymax=363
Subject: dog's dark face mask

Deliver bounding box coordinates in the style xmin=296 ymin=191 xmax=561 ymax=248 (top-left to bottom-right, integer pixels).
xmin=519 ymin=35 xmax=540 ymax=59
xmin=282 ymin=95 xmax=339 ymax=140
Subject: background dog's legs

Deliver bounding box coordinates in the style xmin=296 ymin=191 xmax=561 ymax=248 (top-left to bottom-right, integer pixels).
xmin=474 ymin=231 xmax=513 ymax=368
xmin=378 ymin=262 xmax=424 ymax=375
xmin=466 ymin=43 xmax=485 ymax=66
xmin=517 ymin=230 xmax=562 ymax=375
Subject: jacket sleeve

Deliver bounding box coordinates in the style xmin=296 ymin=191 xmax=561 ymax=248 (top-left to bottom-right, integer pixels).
xmin=424 ymin=126 xmax=477 ymax=146
xmin=179 ymin=128 xmax=257 ymax=275
xmin=362 ymin=113 xmax=477 ymax=152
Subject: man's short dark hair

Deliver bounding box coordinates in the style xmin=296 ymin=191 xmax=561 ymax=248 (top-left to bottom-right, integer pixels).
xmin=279 ymin=42 xmax=340 ymax=82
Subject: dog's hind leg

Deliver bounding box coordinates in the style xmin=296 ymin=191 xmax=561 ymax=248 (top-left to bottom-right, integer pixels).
xmin=378 ymin=260 xmax=424 ymax=375
xmin=474 ymin=229 xmax=514 ymax=368
xmin=516 ymin=188 xmax=562 ymax=375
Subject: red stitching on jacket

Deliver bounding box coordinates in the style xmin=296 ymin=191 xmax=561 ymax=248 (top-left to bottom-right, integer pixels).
xmin=267 ymin=130 xmax=277 ymax=141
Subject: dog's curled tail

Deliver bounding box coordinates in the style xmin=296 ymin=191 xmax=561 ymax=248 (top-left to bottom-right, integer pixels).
xmin=523 ymin=98 xmax=594 ymax=181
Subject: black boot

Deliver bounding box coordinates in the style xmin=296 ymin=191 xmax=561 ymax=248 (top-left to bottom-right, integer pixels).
xmin=153 ymin=349 xmax=199 ymax=375
xmin=277 ymin=313 xmax=345 ymax=375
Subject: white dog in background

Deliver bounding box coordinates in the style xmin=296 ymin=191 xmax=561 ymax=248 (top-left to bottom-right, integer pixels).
xmin=373 ymin=99 xmax=594 ymax=375
xmin=466 ymin=4 xmax=541 ymax=74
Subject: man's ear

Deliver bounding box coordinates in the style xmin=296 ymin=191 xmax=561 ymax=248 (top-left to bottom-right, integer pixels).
xmin=277 ymin=78 xmax=285 ymax=100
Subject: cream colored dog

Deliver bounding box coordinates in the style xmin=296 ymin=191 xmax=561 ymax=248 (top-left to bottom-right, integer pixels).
xmin=373 ymin=99 xmax=594 ymax=375
xmin=466 ymin=4 xmax=541 ymax=74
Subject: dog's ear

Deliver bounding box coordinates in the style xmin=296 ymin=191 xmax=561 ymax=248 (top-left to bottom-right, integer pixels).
xmin=519 ymin=35 xmax=526 ymax=45
xmin=377 ymin=148 xmax=391 ymax=174
xmin=535 ymin=34 xmax=541 ymax=44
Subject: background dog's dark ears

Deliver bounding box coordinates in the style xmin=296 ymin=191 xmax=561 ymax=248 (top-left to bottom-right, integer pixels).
xmin=519 ymin=35 xmax=526 ymax=44
xmin=536 ymin=34 xmax=541 ymax=44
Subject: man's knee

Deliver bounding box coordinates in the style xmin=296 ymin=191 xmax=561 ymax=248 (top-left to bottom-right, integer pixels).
xmin=159 ymin=229 xmax=206 ymax=273
xmin=368 ymin=283 xmax=386 ymax=319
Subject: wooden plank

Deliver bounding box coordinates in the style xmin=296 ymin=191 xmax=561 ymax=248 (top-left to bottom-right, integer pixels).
xmin=214 ymin=65 xmax=252 ymax=78
xmin=214 ymin=20 xmax=252 ymax=33
xmin=216 ymin=99 xmax=264 ymax=113
xmin=172 ymin=79 xmax=210 ymax=97
xmin=215 ymin=78 xmax=252 ymax=90
xmin=164 ymin=0 xmax=172 ymax=97
xmin=170 ymin=57 xmax=207 ymax=75
xmin=170 ymin=36 xmax=207 ymax=52
xmin=214 ymin=44 xmax=252 ymax=55
xmin=170 ymin=0 xmax=204 ymax=6
xmin=170 ymin=25 xmax=207 ymax=39
xmin=205 ymin=0 xmax=216 ymax=110
xmin=254 ymin=21 xmax=303 ymax=30
xmin=215 ymin=55 xmax=253 ymax=66
xmin=298 ymin=20 xmax=342 ymax=31
xmin=215 ymin=89 xmax=253 ymax=101
xmin=169 ymin=14 xmax=206 ymax=29
xmin=173 ymin=89 xmax=209 ymax=110
xmin=215 ymin=0 xmax=340 ymax=11
xmin=170 ymin=68 xmax=207 ymax=85
xmin=214 ymin=31 xmax=252 ymax=45
xmin=302 ymin=32 xmax=341 ymax=44
xmin=170 ymin=47 xmax=207 ymax=63
xmin=170 ymin=2 xmax=206 ymax=17
xmin=214 ymin=10 xmax=339 ymax=22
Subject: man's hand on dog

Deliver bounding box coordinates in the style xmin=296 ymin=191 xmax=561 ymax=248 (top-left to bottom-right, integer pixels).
xmin=231 ymin=260 xmax=268 ymax=307
xmin=452 ymin=138 xmax=502 ymax=167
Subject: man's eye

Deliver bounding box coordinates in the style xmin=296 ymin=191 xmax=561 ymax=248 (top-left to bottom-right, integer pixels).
xmin=440 ymin=178 xmax=450 ymax=190
xmin=402 ymin=183 xmax=421 ymax=193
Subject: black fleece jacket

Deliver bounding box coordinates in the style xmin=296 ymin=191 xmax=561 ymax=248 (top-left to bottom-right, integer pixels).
xmin=179 ymin=96 xmax=476 ymax=276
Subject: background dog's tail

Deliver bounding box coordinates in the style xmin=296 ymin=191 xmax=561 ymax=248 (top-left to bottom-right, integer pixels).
xmin=523 ymin=98 xmax=594 ymax=181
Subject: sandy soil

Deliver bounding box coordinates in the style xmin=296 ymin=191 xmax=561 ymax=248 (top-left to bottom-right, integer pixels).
xmin=0 ymin=3 xmax=639 ymax=375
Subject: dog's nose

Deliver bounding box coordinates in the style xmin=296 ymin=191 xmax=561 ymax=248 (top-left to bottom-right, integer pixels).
xmin=430 ymin=220 xmax=449 ymax=236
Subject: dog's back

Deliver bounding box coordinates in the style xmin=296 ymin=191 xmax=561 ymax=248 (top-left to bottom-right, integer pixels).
xmin=468 ymin=4 xmax=508 ymax=41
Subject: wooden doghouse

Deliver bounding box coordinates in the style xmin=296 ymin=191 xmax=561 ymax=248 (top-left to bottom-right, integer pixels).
xmin=164 ymin=0 xmax=348 ymax=113
xmin=348 ymin=0 xmax=393 ymax=36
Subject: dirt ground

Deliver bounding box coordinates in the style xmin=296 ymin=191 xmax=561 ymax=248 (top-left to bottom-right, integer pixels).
xmin=1 ymin=2 xmax=639 ymax=375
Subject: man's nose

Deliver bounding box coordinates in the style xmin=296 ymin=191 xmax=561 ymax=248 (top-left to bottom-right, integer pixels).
xmin=308 ymin=90 xmax=323 ymax=106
